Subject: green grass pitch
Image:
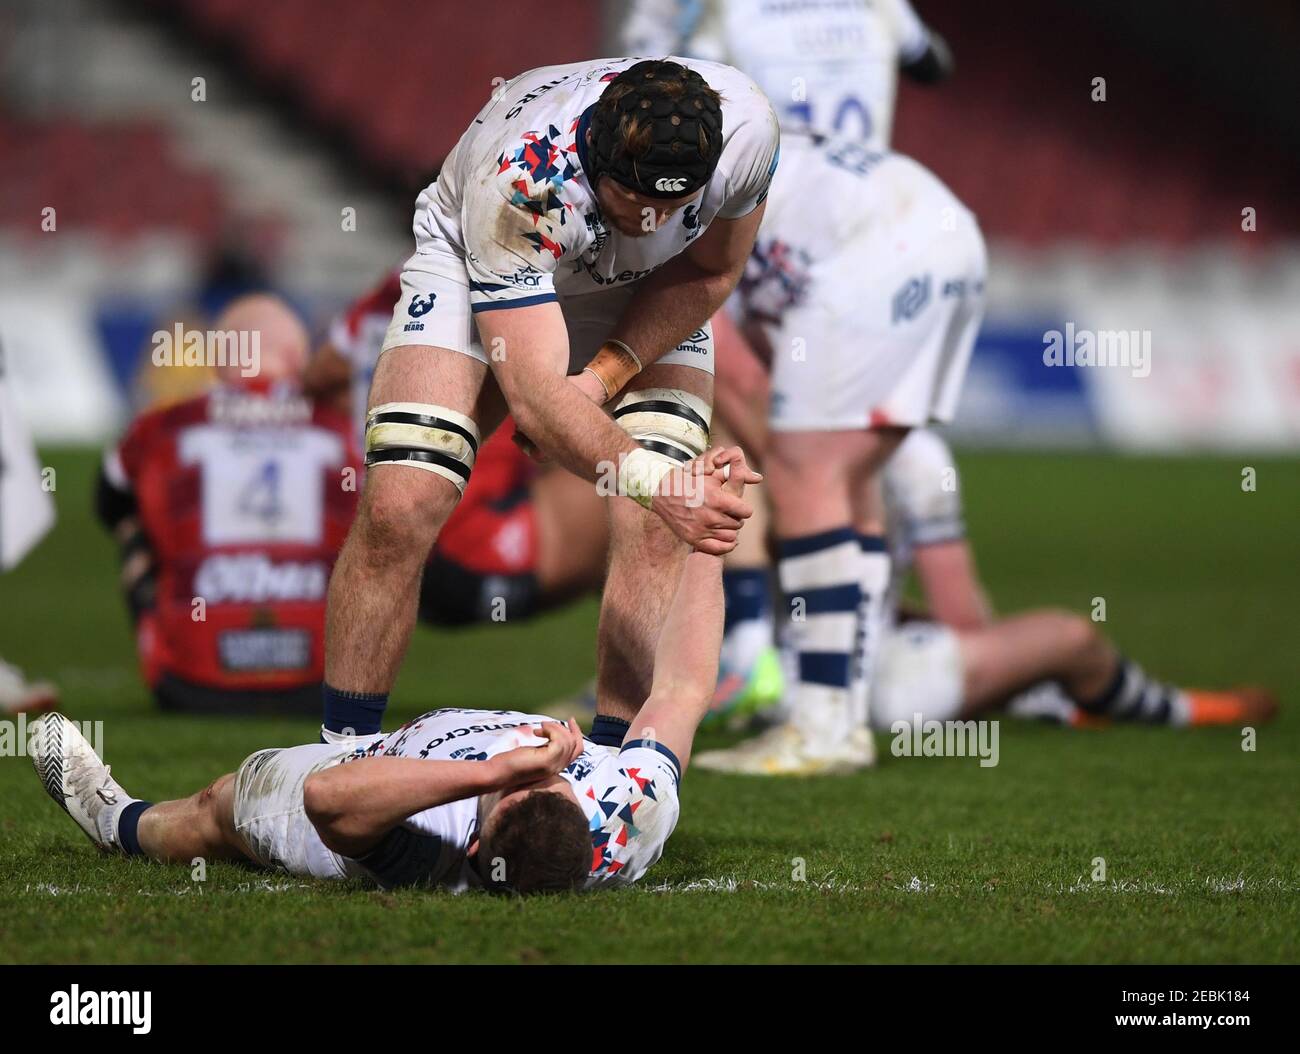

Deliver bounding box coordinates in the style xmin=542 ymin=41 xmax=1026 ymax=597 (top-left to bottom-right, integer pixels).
xmin=2 ymin=448 xmax=1296 ymax=963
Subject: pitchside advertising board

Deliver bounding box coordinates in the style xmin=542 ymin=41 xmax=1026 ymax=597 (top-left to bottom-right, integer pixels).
xmin=1 ymin=253 xmax=1299 ymax=451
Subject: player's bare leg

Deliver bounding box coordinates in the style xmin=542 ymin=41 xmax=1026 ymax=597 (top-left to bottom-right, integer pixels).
xmin=134 ymin=774 xmax=251 ymax=863
xmin=29 ymin=712 xmax=252 ymax=863
xmin=594 ymin=362 xmax=711 ymax=724
xmin=710 ymin=424 xmax=781 ymax=724
xmin=323 ymin=345 xmax=499 ymax=738
xmin=958 ymin=611 xmax=1278 ymax=727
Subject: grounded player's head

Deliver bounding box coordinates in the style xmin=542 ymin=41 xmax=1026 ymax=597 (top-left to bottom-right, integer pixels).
xmin=587 ymin=60 xmax=723 ymax=237
xmin=475 ymin=779 xmax=591 ymax=895
xmin=212 ymin=293 xmax=310 ymax=386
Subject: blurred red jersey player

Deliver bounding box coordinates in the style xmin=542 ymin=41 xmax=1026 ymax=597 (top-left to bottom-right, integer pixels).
xmin=96 ymin=295 xmax=361 ymax=713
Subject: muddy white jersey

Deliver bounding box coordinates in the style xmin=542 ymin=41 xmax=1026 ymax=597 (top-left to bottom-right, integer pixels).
xmin=418 ymin=57 xmax=779 ymax=314
xmin=738 ymin=130 xmax=971 ymax=324
xmin=621 ymin=0 xmax=930 ymax=147
xmin=349 ymin=708 xmax=682 ymax=890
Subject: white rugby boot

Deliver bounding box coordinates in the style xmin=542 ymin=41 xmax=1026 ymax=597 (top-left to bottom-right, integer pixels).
xmin=847 ymin=724 xmax=878 ymax=767
xmin=694 ymin=722 xmax=874 ymax=776
xmin=30 ymin=713 xmax=132 ymax=851
xmin=0 ymin=658 xmax=58 ymax=715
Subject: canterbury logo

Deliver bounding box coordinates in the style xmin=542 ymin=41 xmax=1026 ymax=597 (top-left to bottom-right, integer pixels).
xmin=654 ymin=177 xmax=688 ymax=192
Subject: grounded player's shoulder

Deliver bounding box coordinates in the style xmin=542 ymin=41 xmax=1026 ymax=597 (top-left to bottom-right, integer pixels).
xmin=563 ymin=737 xmax=682 ymax=887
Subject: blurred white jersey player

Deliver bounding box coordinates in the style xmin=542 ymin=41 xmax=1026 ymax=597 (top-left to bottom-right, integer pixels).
xmin=624 ymin=0 xmax=956 ymax=774
xmin=867 ymin=428 xmax=1277 ymax=733
xmin=622 ymin=0 xmax=953 ymax=146
xmin=0 ymin=343 xmax=58 ymax=714
xmin=696 ymin=130 xmax=985 ymax=774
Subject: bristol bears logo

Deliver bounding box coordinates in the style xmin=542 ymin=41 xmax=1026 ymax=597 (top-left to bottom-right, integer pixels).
xmin=408 ymin=293 xmax=437 ymax=317
xmin=404 ymin=292 xmax=436 ymax=332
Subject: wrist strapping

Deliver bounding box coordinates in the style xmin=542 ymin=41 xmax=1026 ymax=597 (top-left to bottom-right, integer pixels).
xmin=585 ymin=339 xmax=642 ymax=400
xmin=616 ymin=447 xmax=675 ymax=510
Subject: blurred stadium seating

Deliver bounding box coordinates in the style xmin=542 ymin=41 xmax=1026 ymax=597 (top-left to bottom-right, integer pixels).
xmin=1 ymin=0 xmax=1297 ymax=448
xmin=154 ymin=0 xmax=601 ymax=182
xmin=891 ymin=0 xmax=1300 ymax=247
xmin=0 ymin=109 xmax=236 ymax=249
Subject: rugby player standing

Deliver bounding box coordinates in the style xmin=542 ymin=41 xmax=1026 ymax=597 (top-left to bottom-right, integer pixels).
xmin=696 ymin=132 xmax=987 ymax=774
xmin=621 ymin=1 xmax=957 ymax=771
xmin=319 ymin=58 xmax=779 ymax=750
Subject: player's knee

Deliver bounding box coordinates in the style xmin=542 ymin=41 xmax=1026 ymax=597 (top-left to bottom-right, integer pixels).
xmin=1047 ymin=609 xmax=1100 ymax=657
xmin=612 ymin=387 xmax=711 ymax=465
xmin=197 ymin=773 xmax=238 ymax=847
xmin=355 ymin=479 xmax=443 ymax=558
xmin=364 ymin=400 xmax=480 ymax=501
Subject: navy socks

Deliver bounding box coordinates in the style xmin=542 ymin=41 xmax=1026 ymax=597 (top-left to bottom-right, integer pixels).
xmin=322 ymin=684 xmax=388 ymax=736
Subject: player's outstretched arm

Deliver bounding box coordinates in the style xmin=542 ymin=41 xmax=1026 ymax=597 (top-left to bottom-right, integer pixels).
xmin=304 ymin=721 xmax=583 ymax=858
xmin=627 ymin=448 xmax=762 ymax=772
xmin=913 ymin=539 xmax=993 ymax=631
xmin=710 ymin=307 xmax=772 ymax=461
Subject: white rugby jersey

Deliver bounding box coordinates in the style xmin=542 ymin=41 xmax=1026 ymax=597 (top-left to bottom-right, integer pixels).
xmin=736 ymin=130 xmax=966 ymax=324
xmin=621 ymin=0 xmax=930 ymax=148
xmin=344 ymin=708 xmax=681 ymax=891
xmin=421 ymin=57 xmax=779 ymax=313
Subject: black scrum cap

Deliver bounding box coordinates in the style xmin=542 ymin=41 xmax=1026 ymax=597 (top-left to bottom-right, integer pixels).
xmin=588 ymin=60 xmax=724 ymax=200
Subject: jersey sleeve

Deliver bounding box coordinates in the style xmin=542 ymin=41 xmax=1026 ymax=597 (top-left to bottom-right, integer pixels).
xmin=716 ymin=90 xmax=781 ymax=220
xmin=328 ymin=272 xmax=403 ymax=366
xmin=580 ymin=739 xmax=682 ymax=887
xmin=883 ymin=428 xmax=966 ymax=548
xmin=462 ymin=125 xmax=587 ymax=314
xmin=353 ymin=796 xmax=475 ymax=889
xmin=882 ymin=0 xmax=931 ymax=64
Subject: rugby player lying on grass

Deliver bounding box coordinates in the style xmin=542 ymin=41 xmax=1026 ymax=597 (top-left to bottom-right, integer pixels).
xmin=31 ymin=449 xmax=758 ymax=894
xmin=855 ymin=429 xmax=1279 ymax=733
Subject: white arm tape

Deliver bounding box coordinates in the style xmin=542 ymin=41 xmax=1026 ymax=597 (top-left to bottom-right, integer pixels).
xmin=616 ymin=447 xmax=677 ymax=510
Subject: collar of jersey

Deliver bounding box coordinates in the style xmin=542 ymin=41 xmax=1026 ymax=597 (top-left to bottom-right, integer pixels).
xmin=574 ymin=103 xmax=602 ymax=219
